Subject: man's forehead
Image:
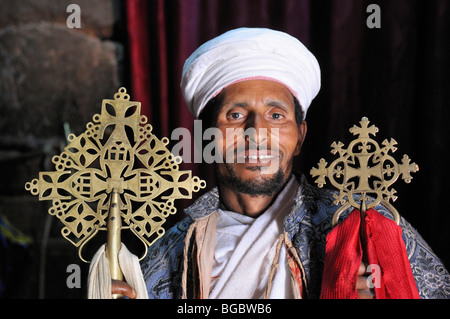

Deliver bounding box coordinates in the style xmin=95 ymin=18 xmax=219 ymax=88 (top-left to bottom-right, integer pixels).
xmin=218 ymin=80 xmax=295 ymax=106
xmin=223 ymin=79 xmax=292 ymax=93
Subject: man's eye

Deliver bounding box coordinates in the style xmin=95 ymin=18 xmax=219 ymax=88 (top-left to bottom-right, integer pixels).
xmin=229 ymin=112 xmax=242 ymax=120
xmin=271 ymin=113 xmax=283 ymax=120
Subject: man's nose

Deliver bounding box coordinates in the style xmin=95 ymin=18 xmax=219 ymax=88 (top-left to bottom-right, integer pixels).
xmin=244 ymin=113 xmax=268 ymax=145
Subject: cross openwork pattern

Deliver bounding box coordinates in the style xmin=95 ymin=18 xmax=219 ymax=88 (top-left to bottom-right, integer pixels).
xmin=25 ymin=88 xmax=206 ymax=262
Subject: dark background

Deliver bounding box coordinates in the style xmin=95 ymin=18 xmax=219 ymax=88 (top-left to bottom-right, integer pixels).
xmin=0 ymin=0 xmax=448 ymax=298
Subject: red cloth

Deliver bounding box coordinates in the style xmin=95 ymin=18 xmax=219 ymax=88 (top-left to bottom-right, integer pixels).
xmin=320 ymin=208 xmax=420 ymax=299
xmin=125 ymin=0 xmax=151 ymax=119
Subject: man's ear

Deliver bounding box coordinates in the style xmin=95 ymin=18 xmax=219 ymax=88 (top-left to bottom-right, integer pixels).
xmin=294 ymin=121 xmax=307 ymax=156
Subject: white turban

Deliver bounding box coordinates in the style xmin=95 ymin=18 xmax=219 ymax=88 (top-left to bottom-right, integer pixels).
xmin=181 ymin=27 xmax=321 ymax=120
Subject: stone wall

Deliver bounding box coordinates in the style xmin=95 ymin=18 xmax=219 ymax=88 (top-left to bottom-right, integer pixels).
xmin=0 ymin=0 xmax=126 ymax=298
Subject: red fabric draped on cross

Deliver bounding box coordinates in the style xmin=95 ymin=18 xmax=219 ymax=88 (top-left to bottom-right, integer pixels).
xmin=320 ymin=208 xmax=420 ymax=299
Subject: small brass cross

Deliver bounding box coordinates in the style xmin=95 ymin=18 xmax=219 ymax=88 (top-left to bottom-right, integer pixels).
xmin=310 ymin=117 xmax=418 ymax=227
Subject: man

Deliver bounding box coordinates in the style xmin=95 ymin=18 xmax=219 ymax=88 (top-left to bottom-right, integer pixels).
xmin=114 ymin=28 xmax=449 ymax=299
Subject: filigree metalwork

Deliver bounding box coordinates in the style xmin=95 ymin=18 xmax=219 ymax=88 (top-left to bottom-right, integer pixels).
xmin=25 ymin=88 xmax=206 ymax=263
xmin=310 ymin=117 xmax=418 ymax=226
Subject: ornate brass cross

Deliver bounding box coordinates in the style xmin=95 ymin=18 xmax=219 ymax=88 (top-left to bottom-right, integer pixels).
xmin=25 ymin=88 xmax=206 ymax=282
xmin=310 ymin=117 xmax=418 ymax=227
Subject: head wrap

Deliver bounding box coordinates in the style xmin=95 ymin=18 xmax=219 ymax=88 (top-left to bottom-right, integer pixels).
xmin=181 ymin=27 xmax=321 ymax=120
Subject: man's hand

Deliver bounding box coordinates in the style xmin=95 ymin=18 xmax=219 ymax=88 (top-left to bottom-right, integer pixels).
xmin=111 ymin=280 xmax=137 ymax=299
xmin=356 ymin=262 xmax=375 ymax=299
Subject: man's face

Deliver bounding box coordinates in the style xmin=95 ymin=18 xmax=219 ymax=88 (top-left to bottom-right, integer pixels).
xmin=213 ymin=80 xmax=307 ymax=196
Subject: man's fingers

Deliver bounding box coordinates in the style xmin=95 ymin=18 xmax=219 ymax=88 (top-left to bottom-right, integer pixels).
xmin=111 ymin=280 xmax=137 ymax=299
xmin=356 ymin=275 xmax=369 ymax=290
xmin=357 ymin=288 xmax=375 ymax=299
xmin=358 ymin=261 xmax=367 ymax=275
xmin=356 ymin=276 xmax=375 ymax=299
xmin=356 ymin=262 xmax=375 ymax=299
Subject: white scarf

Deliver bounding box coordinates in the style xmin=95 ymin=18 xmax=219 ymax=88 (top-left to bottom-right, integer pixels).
xmin=209 ymin=176 xmax=299 ymax=299
xmin=87 ymin=243 xmax=148 ymax=299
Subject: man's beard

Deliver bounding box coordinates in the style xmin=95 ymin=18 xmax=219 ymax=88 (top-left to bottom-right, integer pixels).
xmin=219 ymin=164 xmax=286 ymax=197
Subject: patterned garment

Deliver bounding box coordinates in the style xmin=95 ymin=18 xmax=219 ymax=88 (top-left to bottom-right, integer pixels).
xmin=141 ymin=174 xmax=450 ymax=299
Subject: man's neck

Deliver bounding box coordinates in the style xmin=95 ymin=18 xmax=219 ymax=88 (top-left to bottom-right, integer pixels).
xmin=218 ymin=177 xmax=293 ymax=217
xmin=219 ymin=186 xmax=274 ymax=217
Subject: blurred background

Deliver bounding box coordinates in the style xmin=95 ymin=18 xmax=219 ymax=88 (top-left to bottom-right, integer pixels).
xmin=0 ymin=0 xmax=448 ymax=298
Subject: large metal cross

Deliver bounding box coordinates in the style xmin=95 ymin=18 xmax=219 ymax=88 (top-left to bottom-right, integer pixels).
xmin=25 ymin=88 xmax=206 ymax=283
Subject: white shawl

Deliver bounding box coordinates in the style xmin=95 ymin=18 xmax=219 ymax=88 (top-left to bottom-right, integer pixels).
xmin=208 ymin=176 xmax=299 ymax=299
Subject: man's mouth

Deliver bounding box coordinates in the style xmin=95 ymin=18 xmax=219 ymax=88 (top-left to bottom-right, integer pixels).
xmin=236 ymin=150 xmax=278 ymax=164
xmin=245 ymin=154 xmax=274 ymax=163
